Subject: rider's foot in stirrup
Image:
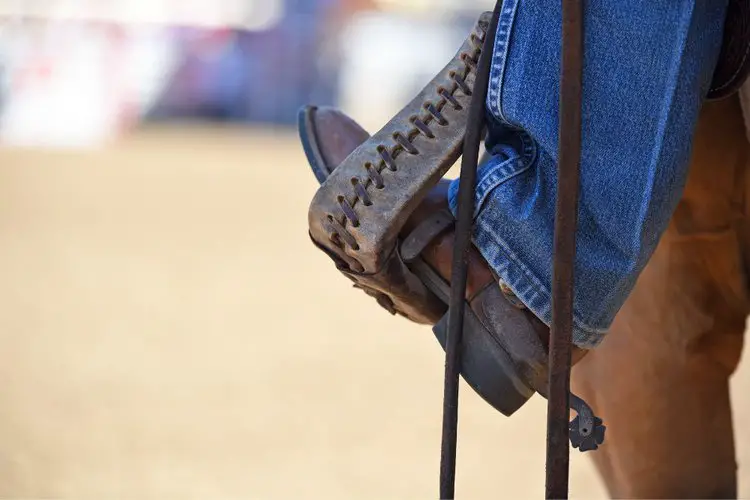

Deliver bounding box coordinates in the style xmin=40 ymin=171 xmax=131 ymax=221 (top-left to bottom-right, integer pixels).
xmin=299 ymin=105 xmax=604 ymax=451
xmin=299 ymin=13 xmax=604 ymax=450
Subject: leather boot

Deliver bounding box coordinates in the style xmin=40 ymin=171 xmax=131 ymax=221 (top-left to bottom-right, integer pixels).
xmin=299 ymin=106 xmax=595 ymax=423
xmin=299 ymin=12 xmax=602 ymax=450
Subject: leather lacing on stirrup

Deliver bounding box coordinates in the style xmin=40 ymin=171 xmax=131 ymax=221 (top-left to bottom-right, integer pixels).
xmin=301 ymin=4 xmax=603 ymax=499
xmin=323 ymin=33 xmax=485 ymax=272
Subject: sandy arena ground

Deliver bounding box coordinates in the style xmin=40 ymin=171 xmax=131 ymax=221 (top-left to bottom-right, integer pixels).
xmin=0 ymin=125 xmax=747 ymax=498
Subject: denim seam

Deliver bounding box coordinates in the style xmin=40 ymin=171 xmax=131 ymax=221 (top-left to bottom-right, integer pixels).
xmin=450 ymin=157 xmax=532 ymax=218
xmin=475 ymin=222 xmax=608 ymax=348
xmin=450 ymin=130 xmax=538 ymax=217
xmin=487 ymin=0 xmax=520 ymax=124
xmin=449 ymin=152 xmax=607 ymax=348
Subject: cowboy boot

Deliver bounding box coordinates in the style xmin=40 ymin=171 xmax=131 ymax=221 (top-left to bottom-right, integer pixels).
xmin=300 ymin=13 xmax=603 ymax=450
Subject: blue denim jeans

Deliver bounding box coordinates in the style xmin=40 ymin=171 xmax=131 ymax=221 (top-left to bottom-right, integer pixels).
xmin=447 ymin=0 xmax=728 ymax=348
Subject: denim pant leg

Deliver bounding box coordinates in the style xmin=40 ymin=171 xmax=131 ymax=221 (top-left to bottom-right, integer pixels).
xmin=448 ymin=0 xmax=728 ymax=348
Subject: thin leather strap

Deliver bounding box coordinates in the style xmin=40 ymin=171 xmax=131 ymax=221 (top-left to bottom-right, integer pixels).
xmin=400 ymin=210 xmax=455 ymax=264
xmin=439 ymin=2 xmax=502 ymax=498
xmin=545 ymin=0 xmax=584 ymax=498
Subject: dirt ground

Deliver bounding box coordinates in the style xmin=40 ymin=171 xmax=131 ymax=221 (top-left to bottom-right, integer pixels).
xmin=0 ymin=125 xmax=746 ymax=498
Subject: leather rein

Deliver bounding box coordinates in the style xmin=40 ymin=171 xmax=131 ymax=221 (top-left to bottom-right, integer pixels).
xmin=439 ymin=1 xmax=583 ymax=498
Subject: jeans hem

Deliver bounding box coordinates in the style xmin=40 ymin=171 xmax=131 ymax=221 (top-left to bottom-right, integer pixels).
xmin=448 ymin=205 xmax=609 ymax=349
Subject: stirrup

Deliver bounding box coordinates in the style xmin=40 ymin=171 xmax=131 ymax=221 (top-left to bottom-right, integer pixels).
xmin=299 ymin=16 xmax=606 ymax=493
xmin=299 ymin=103 xmax=605 ymax=446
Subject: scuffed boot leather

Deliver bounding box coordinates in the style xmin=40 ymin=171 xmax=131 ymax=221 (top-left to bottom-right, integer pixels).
xmin=299 ymin=104 xmax=592 ymax=420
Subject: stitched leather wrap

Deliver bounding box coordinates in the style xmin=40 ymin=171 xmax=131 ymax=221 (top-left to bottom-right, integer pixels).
xmin=307 ymin=13 xmax=491 ymax=324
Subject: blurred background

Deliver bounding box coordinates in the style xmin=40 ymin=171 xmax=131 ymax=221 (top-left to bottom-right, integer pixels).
xmin=0 ymin=0 xmax=746 ymax=498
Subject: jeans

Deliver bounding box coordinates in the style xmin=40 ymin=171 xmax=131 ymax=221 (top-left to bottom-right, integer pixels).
xmin=447 ymin=0 xmax=728 ymax=348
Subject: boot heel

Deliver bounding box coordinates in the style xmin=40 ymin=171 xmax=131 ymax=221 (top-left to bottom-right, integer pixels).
xmin=432 ymin=307 xmax=534 ymax=417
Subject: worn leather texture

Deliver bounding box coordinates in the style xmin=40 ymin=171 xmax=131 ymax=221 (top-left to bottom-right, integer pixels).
xmin=308 ymin=15 xmax=489 ymax=272
xmin=304 ymin=13 xmax=491 ymax=323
